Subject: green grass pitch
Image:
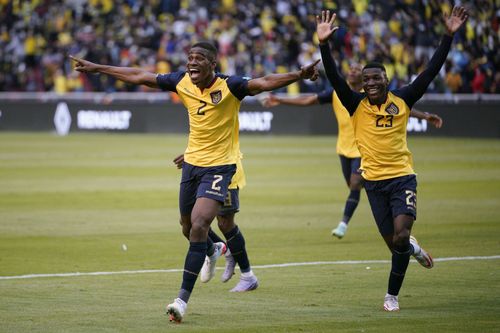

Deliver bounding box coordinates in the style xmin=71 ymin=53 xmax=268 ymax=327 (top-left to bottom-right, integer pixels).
xmin=0 ymin=132 xmax=499 ymax=332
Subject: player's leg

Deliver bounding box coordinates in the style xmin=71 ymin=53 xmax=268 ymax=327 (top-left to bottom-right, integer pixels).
xmin=167 ymin=163 xmax=234 ymax=323
xmin=218 ymin=189 xmax=258 ymax=291
xmin=383 ymin=174 xmax=419 ymax=311
xmin=332 ymin=156 xmax=363 ymax=238
xmin=386 ymin=214 xmax=414 ymax=311
xmin=365 ymin=179 xmax=401 ymax=311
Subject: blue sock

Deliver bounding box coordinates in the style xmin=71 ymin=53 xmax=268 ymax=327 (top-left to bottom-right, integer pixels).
xmin=224 ymin=226 xmax=251 ymax=273
xmin=208 ymin=228 xmax=225 ymax=244
xmin=206 ymin=235 xmax=215 ymax=256
xmin=179 ymin=241 xmax=207 ymax=303
xmin=388 ymin=243 xmax=411 ymax=296
xmin=342 ymin=190 xmax=360 ymax=223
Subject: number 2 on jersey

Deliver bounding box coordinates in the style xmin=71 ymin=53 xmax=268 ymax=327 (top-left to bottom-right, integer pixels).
xmin=197 ymin=100 xmax=207 ymax=115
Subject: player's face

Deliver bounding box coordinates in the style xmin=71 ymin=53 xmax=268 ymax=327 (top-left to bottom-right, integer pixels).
xmin=362 ymin=68 xmax=388 ymax=104
xmin=187 ymin=47 xmax=216 ymax=86
xmin=347 ymin=63 xmax=362 ymax=86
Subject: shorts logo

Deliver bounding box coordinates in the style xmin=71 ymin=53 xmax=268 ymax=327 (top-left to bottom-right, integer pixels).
xmin=385 ymin=102 xmax=399 ymax=115
xmin=210 ymin=90 xmax=222 ymax=104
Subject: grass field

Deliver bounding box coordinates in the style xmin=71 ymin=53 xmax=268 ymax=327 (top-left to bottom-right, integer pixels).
xmin=0 ymin=132 xmax=499 ymax=332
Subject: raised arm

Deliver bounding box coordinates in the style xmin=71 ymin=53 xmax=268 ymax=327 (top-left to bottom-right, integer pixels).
xmin=263 ymin=93 xmax=319 ymax=107
xmin=316 ymin=11 xmax=360 ymax=115
xmin=403 ymin=6 xmax=468 ymax=106
xmin=247 ymin=59 xmax=320 ymax=95
xmin=409 ymin=109 xmax=443 ymax=129
xmin=69 ymin=55 xmax=159 ymax=88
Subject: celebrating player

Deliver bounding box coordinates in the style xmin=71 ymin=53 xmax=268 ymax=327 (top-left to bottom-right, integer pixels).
xmin=70 ymin=42 xmax=320 ymax=323
xmin=264 ymin=66 xmax=443 ymax=239
xmin=316 ymin=6 xmax=468 ymax=311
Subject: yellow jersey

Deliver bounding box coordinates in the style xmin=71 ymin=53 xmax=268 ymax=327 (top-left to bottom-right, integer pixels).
xmin=318 ymin=89 xmax=360 ymax=158
xmin=229 ymin=150 xmax=246 ymax=190
xmin=157 ymin=72 xmax=249 ymax=167
xmin=351 ymin=92 xmax=414 ymax=180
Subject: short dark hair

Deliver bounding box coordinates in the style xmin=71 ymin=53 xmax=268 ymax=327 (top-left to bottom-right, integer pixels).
xmin=363 ymin=62 xmax=386 ymax=72
xmin=191 ymin=41 xmax=218 ymax=60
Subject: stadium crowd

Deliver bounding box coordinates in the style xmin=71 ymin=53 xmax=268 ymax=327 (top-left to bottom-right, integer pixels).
xmin=0 ymin=0 xmax=498 ymax=94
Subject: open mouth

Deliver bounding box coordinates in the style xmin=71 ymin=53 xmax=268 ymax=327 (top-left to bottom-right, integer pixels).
xmin=189 ymin=68 xmax=201 ymax=78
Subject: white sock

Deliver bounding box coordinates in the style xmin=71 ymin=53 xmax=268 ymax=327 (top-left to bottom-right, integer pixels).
xmin=410 ymin=239 xmax=421 ymax=255
xmin=241 ymin=270 xmax=254 ymax=278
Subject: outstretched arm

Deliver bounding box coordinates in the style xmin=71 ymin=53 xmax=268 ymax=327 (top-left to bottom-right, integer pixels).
xmin=317 ymin=10 xmax=360 ymax=115
xmin=247 ymin=59 xmax=320 ymax=95
xmin=263 ymin=93 xmax=319 ymax=107
xmin=410 ymin=109 xmax=443 ymax=128
xmin=69 ymin=55 xmax=159 ymax=88
xmin=404 ymin=6 xmax=468 ymax=106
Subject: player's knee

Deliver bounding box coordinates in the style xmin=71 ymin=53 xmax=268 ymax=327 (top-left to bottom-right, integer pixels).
xmin=393 ymin=229 xmax=410 ymax=249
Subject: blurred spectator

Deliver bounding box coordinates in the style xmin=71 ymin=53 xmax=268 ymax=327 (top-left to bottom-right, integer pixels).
xmin=0 ymin=0 xmax=498 ymax=94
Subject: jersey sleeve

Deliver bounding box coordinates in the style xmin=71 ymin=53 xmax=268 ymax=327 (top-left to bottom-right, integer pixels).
xmin=319 ymin=43 xmax=362 ymax=115
xmin=394 ymin=35 xmax=453 ymax=108
xmin=316 ymin=88 xmax=334 ymax=104
xmin=225 ymin=75 xmax=250 ymax=100
xmin=156 ymin=71 xmax=186 ymax=92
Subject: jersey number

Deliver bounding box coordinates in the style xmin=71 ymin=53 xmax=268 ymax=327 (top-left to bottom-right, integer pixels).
xmin=212 ymin=175 xmax=223 ymax=191
xmin=376 ymin=115 xmax=393 ymax=128
xmin=197 ymin=100 xmax=207 ymax=115
xmin=405 ymin=190 xmax=417 ymax=208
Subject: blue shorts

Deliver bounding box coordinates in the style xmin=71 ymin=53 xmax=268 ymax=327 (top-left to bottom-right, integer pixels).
xmin=364 ymin=175 xmax=417 ymax=236
xmin=339 ymin=155 xmax=361 ymax=184
xmin=219 ymin=188 xmax=240 ymax=216
xmin=179 ymin=162 xmax=236 ymax=216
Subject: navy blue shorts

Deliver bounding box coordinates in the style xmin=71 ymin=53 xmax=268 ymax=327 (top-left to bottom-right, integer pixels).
xmin=364 ymin=175 xmax=417 ymax=236
xmin=339 ymin=155 xmax=361 ymax=184
xmin=219 ymin=188 xmax=240 ymax=216
xmin=179 ymin=162 xmax=236 ymax=216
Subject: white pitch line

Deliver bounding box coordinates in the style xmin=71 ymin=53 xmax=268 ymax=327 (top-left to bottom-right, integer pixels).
xmin=1 ymin=255 xmax=499 ymax=281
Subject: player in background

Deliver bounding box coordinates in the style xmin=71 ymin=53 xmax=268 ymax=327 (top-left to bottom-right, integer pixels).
xmin=263 ymin=66 xmax=443 ymax=239
xmin=70 ymin=42 xmax=320 ymax=323
xmin=173 ymin=151 xmax=257 ymax=292
xmin=316 ymin=6 xmax=467 ymax=311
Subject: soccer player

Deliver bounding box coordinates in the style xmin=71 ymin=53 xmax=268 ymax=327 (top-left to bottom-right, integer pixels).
xmin=263 ymin=67 xmax=443 ymax=239
xmin=315 ymin=6 xmax=468 ymax=311
xmin=70 ymin=42 xmax=320 ymax=323
xmin=173 ymin=151 xmax=258 ymax=292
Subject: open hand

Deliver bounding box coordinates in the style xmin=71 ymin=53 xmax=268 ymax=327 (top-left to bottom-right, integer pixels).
xmin=426 ymin=113 xmax=443 ymax=129
xmin=444 ymin=6 xmax=468 ymax=35
xmin=262 ymin=94 xmax=281 ymax=107
xmin=316 ymin=10 xmax=338 ymax=44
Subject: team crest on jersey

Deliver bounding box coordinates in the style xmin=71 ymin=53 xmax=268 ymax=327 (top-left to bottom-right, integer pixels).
xmin=385 ymin=102 xmax=399 ymax=115
xmin=210 ymin=90 xmax=222 ymax=104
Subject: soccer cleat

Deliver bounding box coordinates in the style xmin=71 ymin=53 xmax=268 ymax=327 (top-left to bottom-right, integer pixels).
xmin=230 ymin=274 xmax=259 ymax=292
xmin=383 ymin=294 xmax=400 ymax=312
xmin=166 ymin=298 xmax=187 ymax=323
xmin=221 ymin=249 xmax=236 ymax=283
xmin=200 ymin=242 xmax=227 ymax=283
xmin=332 ymin=221 xmax=348 ymax=239
xmin=410 ymin=236 xmax=434 ymax=269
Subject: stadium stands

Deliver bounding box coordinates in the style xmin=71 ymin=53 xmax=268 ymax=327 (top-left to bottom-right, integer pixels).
xmin=0 ymin=0 xmax=498 ymax=93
